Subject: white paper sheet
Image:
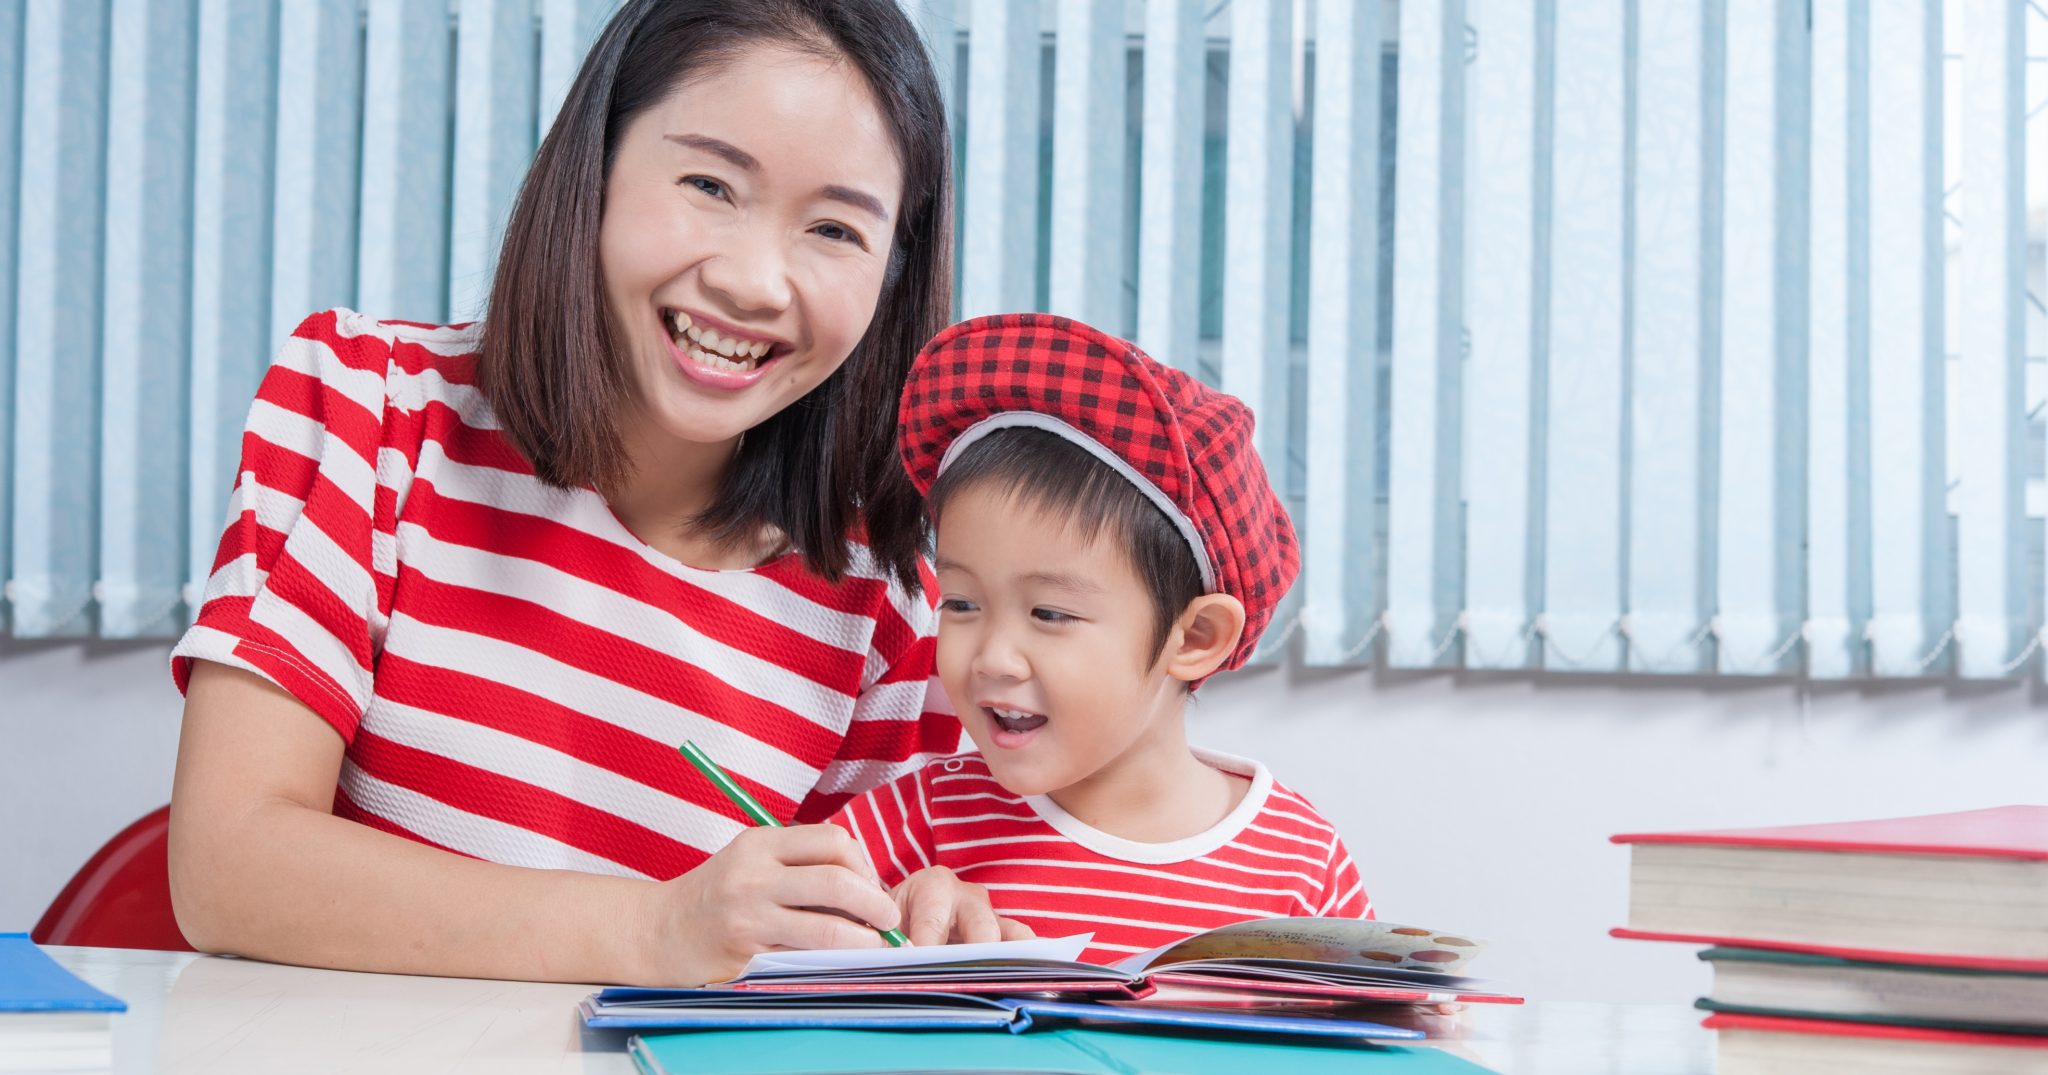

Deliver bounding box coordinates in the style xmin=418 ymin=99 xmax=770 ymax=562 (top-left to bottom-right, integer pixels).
xmin=737 ymin=934 xmax=1094 ymax=978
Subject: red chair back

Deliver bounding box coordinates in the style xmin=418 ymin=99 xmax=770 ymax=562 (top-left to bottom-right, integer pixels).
xmin=32 ymin=805 xmax=193 ymax=951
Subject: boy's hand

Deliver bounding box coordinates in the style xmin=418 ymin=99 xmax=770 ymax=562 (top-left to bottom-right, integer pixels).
xmin=893 ymin=866 xmax=1036 ymax=946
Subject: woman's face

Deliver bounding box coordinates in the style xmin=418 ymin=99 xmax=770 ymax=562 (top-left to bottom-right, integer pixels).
xmin=598 ymin=43 xmax=904 ymax=454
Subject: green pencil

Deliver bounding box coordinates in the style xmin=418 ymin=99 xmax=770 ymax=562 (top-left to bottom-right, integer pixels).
xmin=679 ymin=740 xmax=909 ymax=947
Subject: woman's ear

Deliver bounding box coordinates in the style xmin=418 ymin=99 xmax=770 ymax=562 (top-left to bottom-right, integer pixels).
xmin=1162 ymin=594 xmax=1247 ymax=684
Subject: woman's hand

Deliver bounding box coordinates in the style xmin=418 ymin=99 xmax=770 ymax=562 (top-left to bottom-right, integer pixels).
xmin=891 ymin=866 xmax=1036 ymax=947
xmin=636 ymin=824 xmax=904 ymax=985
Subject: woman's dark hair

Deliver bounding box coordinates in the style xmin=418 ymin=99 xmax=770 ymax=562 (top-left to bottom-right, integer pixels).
xmin=479 ymin=0 xmax=951 ymax=593
xmin=927 ymin=429 xmax=1209 ymax=665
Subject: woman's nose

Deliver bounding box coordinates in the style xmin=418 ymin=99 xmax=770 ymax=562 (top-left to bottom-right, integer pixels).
xmin=699 ymin=227 xmax=794 ymax=315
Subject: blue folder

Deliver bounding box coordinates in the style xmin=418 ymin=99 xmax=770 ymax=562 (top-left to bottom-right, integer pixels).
xmin=584 ymin=986 xmax=1422 ymax=1041
xmin=0 ymin=933 xmax=125 ymax=1014
xmin=627 ymin=1027 xmax=1497 ymax=1074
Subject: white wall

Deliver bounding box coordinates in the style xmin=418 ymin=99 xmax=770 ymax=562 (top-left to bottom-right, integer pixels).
xmin=5 ymin=643 xmax=2043 ymax=1003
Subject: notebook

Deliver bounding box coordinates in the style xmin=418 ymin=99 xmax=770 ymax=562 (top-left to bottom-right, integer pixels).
xmin=626 ymin=1026 xmax=1497 ymax=1075
xmin=586 ymin=918 xmax=1515 ymax=1040
xmin=1610 ymin=805 xmax=2048 ymax=971
xmin=1695 ymin=946 xmax=2048 ymax=1036
xmin=1706 ymin=1011 xmax=2048 ymax=1075
xmin=718 ymin=918 xmax=1521 ymax=1004
xmin=0 ymin=933 xmax=125 ymax=1074
xmin=585 ymin=988 xmax=1424 ymax=1039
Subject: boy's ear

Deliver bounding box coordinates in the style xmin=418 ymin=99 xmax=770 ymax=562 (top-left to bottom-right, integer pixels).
xmin=1163 ymin=594 xmax=1247 ymax=684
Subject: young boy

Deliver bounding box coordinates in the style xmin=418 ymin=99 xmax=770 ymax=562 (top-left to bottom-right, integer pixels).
xmin=830 ymin=314 xmax=1370 ymax=964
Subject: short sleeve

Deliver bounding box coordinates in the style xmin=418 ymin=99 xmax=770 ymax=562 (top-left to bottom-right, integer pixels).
xmin=1317 ymin=834 xmax=1374 ymax=919
xmin=827 ymin=766 xmax=939 ymax=889
xmin=171 ymin=310 xmax=406 ymax=743
xmin=792 ymin=560 xmax=963 ymax=822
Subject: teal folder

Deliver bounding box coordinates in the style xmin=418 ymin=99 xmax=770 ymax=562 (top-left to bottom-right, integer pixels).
xmin=627 ymin=1027 xmax=1497 ymax=1075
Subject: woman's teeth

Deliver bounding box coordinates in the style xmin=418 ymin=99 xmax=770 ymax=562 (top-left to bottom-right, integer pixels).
xmin=667 ymin=310 xmax=773 ymax=371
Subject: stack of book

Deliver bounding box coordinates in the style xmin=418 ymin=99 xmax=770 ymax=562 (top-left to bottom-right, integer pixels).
xmin=1612 ymin=805 xmax=2048 ymax=1073
xmin=582 ymin=917 xmax=1521 ymax=1072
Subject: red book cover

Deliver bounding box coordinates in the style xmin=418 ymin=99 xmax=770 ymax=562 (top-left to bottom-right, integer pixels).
xmin=1610 ymin=805 xmax=2048 ymax=971
xmin=1608 ymin=929 xmax=2048 ymax=973
xmin=1702 ymin=1011 xmax=2048 ymax=1049
xmin=1609 ymin=804 xmax=2048 ymax=860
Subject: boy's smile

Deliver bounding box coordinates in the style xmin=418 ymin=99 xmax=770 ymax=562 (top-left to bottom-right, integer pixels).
xmin=933 ymin=485 xmax=1198 ymax=810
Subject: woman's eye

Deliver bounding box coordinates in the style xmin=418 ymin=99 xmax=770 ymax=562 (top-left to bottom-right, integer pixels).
xmin=683 ymin=176 xmax=728 ymax=199
xmin=1031 ymin=608 xmax=1075 ymax=624
xmin=813 ymin=221 xmax=867 ymax=248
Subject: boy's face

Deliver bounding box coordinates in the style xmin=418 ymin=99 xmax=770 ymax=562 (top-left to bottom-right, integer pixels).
xmin=932 ymin=484 xmax=1189 ymax=799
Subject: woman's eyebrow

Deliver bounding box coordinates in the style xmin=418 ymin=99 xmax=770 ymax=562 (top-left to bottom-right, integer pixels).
xmin=665 ymin=132 xmax=889 ymax=223
xmin=665 ymin=133 xmax=759 ymax=171
xmin=822 ymin=185 xmax=890 ymax=223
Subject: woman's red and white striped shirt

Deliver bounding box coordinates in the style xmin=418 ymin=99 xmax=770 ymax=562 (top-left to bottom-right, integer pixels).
xmin=830 ymin=750 xmax=1371 ymax=962
xmin=172 ymin=309 xmax=958 ymax=880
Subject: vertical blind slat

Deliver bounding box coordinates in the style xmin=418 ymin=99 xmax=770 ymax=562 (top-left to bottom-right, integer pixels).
xmin=1302 ymin=0 xmax=1382 ymax=666
xmin=269 ymin=0 xmax=363 ymax=352
xmin=1461 ymin=0 xmax=1541 ymax=670
xmin=98 ymin=0 xmax=196 ymax=638
xmin=538 ymin=0 xmax=616 ymax=145
xmin=959 ymin=0 xmax=1042 ymax=319
xmin=359 ymin=0 xmax=454 ymax=325
xmin=1220 ymin=0 xmax=1294 ymax=664
xmin=1714 ymin=0 xmax=1807 ymax=675
xmin=1134 ymin=0 xmax=1203 ymax=369
xmin=0 ymin=0 xmax=23 ymax=628
xmin=1864 ymin=0 xmax=1946 ymax=677
xmin=186 ymin=0 xmax=277 ymax=612
xmin=1954 ymin=0 xmax=2027 ymax=677
xmin=449 ymin=0 xmax=538 ymax=322
xmin=1541 ymin=0 xmax=1626 ymax=672
xmin=1386 ymin=0 xmax=1465 ymax=668
xmin=902 ymin=0 xmax=959 ymax=125
xmin=1802 ymin=0 xmax=1863 ymax=678
xmin=1047 ymin=0 xmax=1126 ymax=332
xmin=1626 ymin=0 xmax=1712 ymax=673
xmin=10 ymin=0 xmax=108 ymax=637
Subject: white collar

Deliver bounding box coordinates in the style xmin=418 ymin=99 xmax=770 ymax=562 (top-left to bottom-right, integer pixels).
xmin=1022 ymin=748 xmax=1273 ymax=864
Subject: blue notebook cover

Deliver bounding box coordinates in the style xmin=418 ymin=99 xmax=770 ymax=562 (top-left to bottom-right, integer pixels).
xmin=627 ymin=1027 xmax=1496 ymax=1075
xmin=584 ymin=987 xmax=1422 ymax=1041
xmin=0 ymin=933 xmax=126 ymax=1014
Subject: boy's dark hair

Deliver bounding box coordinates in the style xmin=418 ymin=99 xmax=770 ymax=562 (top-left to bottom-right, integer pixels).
xmin=479 ymin=0 xmax=951 ymax=594
xmin=927 ymin=428 xmax=1208 ymax=663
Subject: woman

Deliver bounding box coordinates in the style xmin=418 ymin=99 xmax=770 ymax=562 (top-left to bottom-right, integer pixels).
xmin=168 ymin=0 xmax=1016 ymax=987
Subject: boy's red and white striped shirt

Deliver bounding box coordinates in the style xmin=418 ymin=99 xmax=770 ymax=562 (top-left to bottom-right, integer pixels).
xmin=830 ymin=750 xmax=1371 ymax=963
xmin=172 ymin=309 xmax=958 ymax=880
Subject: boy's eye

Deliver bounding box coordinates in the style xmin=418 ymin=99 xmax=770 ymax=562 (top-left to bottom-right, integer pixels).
xmin=1031 ymin=608 xmax=1075 ymax=624
xmin=682 ymin=175 xmax=728 ymax=199
xmin=939 ymin=597 xmax=977 ymax=614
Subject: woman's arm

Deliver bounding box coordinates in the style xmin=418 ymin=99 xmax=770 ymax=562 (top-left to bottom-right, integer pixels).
xmin=169 ymin=661 xmax=904 ymax=985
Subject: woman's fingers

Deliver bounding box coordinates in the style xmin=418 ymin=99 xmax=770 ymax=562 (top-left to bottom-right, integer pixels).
xmin=734 ymin=824 xmax=882 ymax=883
xmin=757 ymin=906 xmax=893 ymax=953
xmin=769 ymin=864 xmax=901 ymax=935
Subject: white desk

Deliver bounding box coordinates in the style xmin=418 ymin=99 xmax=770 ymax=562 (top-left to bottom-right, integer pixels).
xmin=50 ymin=946 xmax=1713 ymax=1074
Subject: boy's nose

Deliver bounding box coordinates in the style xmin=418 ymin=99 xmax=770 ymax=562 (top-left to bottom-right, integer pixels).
xmin=971 ymin=631 xmax=1029 ymax=682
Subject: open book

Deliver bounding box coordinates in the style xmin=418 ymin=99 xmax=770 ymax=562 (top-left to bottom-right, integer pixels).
xmin=582 ymin=918 xmax=1520 ymax=1036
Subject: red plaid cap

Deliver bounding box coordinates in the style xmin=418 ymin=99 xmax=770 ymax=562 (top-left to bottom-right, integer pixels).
xmin=899 ymin=313 xmax=1299 ymax=673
